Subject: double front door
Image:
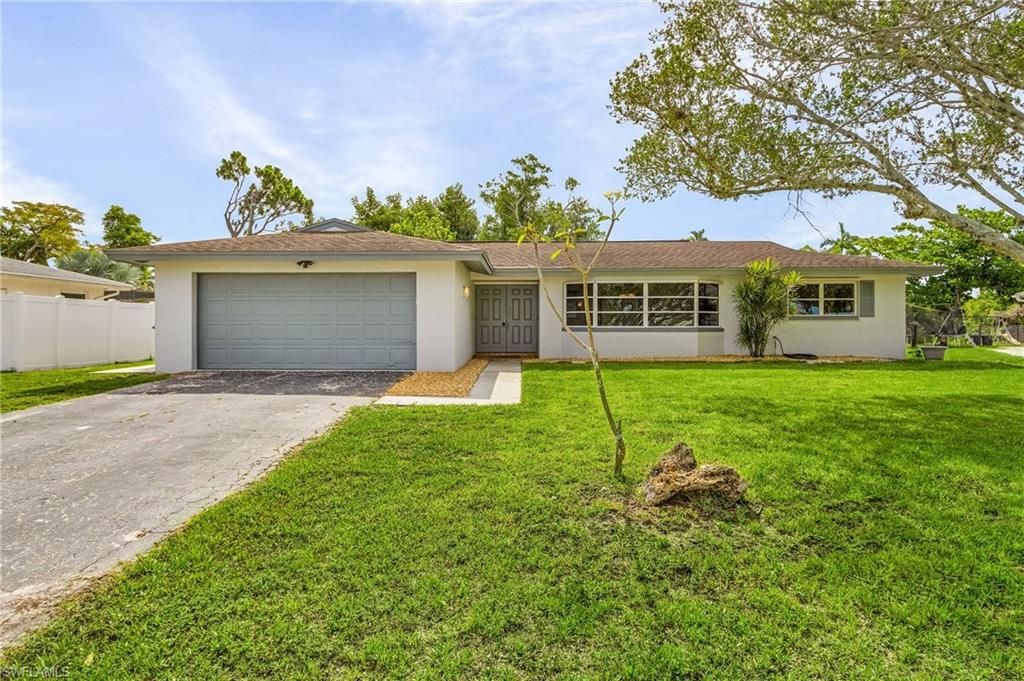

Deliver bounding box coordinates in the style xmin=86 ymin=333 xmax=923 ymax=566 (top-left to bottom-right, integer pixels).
xmin=475 ymin=285 xmax=539 ymax=353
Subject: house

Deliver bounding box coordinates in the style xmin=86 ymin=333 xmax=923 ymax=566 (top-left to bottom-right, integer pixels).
xmin=108 ymin=218 xmax=940 ymax=373
xmin=0 ymin=256 xmax=133 ymax=300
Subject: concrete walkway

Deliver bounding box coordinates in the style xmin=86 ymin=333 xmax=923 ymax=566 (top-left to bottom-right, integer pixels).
xmin=92 ymin=363 xmax=156 ymax=374
xmin=0 ymin=370 xmax=402 ymax=649
xmin=996 ymin=346 xmax=1024 ymax=357
xmin=376 ymin=359 xmax=522 ymax=406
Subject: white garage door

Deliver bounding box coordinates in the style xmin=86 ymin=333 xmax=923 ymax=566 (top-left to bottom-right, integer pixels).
xmin=197 ymin=273 xmax=416 ymax=370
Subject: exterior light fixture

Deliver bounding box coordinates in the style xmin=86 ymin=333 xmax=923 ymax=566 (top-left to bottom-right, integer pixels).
xmin=297 ymin=260 xmax=314 ymax=269
xmin=463 ymin=285 xmax=471 ymax=298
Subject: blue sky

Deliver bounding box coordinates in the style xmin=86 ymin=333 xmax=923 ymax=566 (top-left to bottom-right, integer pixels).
xmin=1 ymin=2 xmax=967 ymax=246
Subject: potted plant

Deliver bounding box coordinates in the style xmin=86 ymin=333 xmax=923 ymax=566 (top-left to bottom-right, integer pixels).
xmin=920 ymin=345 xmax=947 ymax=360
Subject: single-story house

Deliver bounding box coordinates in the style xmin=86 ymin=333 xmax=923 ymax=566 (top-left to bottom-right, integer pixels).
xmin=0 ymin=256 xmax=133 ymax=300
xmin=109 ymin=218 xmax=940 ymax=373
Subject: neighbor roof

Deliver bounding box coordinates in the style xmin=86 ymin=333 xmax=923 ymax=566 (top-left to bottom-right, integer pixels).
xmin=106 ymin=227 xmax=940 ymax=275
xmin=470 ymin=240 xmax=941 ymax=274
xmin=0 ymin=256 xmax=133 ymax=289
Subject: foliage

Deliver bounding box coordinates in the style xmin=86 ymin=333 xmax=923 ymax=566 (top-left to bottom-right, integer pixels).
xmin=434 ymin=184 xmax=480 ymax=240
xmin=350 ymin=188 xmax=406 ymax=232
xmin=479 ymin=155 xmax=603 ymax=241
xmin=55 ymin=249 xmax=144 ymax=288
xmin=0 ymin=361 xmax=164 ymax=413
xmin=350 ymin=186 xmax=473 ymax=240
xmin=6 ymin=352 xmax=1024 ymax=677
xmin=611 ymin=1 xmax=1024 ymax=262
xmin=519 ymin=189 xmax=628 ymax=477
xmin=0 ymin=201 xmax=83 ymax=264
xmin=101 ymin=205 xmax=159 ymax=249
xmin=732 ymin=258 xmax=803 ymax=357
xmin=858 ymin=207 xmax=1024 ymax=307
xmin=390 ymin=196 xmax=455 ymax=241
xmin=683 ymin=228 xmax=707 ymax=241
xmin=962 ymin=292 xmax=1004 ymax=336
xmin=819 ymin=223 xmax=863 ymax=255
xmin=216 ymin=151 xmax=314 ymax=237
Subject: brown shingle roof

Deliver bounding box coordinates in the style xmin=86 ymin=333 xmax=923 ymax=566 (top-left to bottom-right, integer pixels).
xmin=107 ymin=229 xmax=939 ymax=274
xmin=0 ymin=256 xmax=134 ymax=289
xmin=107 ymin=230 xmax=482 ymax=257
xmin=470 ymin=240 xmax=938 ymax=272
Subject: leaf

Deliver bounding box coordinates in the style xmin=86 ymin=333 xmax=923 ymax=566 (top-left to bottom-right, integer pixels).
xmin=84 ymin=652 xmax=95 ymax=666
xmin=550 ymin=248 xmax=562 ymax=261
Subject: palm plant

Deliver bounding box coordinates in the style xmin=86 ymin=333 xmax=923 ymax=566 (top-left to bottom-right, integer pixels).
xmin=820 ymin=223 xmax=862 ymax=255
xmin=733 ymin=258 xmax=802 ymax=357
xmin=55 ymin=248 xmax=143 ymax=288
xmin=684 ymin=228 xmax=708 ymax=241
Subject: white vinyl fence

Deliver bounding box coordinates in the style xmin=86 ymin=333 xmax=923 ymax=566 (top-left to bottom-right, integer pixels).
xmin=1 ymin=293 xmax=155 ymax=371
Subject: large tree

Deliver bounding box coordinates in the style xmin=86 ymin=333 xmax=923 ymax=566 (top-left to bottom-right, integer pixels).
xmin=858 ymin=207 xmax=1024 ymax=307
xmin=350 ymin=188 xmax=405 ymax=232
xmin=217 ymin=151 xmax=314 ymax=237
xmin=479 ymin=155 xmax=603 ymax=241
xmin=435 ymin=183 xmax=480 ymax=240
xmin=611 ymin=1 xmax=1024 ymax=262
xmin=102 ymin=205 xmax=159 ymax=248
xmin=0 ymin=201 xmax=84 ymax=264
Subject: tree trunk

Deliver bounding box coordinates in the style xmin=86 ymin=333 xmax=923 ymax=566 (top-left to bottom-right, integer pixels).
xmin=581 ymin=274 xmax=628 ymax=478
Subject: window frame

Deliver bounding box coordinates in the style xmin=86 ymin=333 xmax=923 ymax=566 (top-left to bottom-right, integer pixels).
xmin=563 ymin=280 xmax=722 ymax=329
xmin=789 ymin=279 xmax=859 ymax=318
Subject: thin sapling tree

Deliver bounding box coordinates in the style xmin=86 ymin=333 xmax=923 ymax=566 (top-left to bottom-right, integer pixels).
xmin=517 ymin=190 xmax=628 ymax=478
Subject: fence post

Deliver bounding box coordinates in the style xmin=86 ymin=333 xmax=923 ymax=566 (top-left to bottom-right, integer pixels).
xmin=13 ymin=291 xmax=26 ymax=372
xmin=108 ymin=300 xmax=117 ymax=363
xmin=55 ymin=295 xmax=66 ymax=368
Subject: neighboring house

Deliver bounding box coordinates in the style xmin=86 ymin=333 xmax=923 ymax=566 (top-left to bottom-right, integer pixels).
xmin=0 ymin=256 xmax=133 ymax=300
xmin=108 ymin=218 xmax=940 ymax=373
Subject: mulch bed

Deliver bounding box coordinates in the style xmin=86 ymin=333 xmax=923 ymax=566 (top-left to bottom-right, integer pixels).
xmin=526 ymin=355 xmax=891 ymax=364
xmin=384 ymin=358 xmax=489 ymax=397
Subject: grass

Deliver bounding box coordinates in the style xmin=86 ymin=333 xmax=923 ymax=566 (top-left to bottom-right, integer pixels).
xmin=4 ymin=348 xmax=1023 ymax=678
xmin=0 ymin=361 xmax=167 ymax=413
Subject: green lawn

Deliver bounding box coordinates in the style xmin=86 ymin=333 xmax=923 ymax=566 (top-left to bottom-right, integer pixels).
xmin=5 ymin=348 xmax=1023 ymax=678
xmin=0 ymin=361 xmax=167 ymax=413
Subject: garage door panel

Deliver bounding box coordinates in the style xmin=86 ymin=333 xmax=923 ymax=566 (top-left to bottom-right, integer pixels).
xmin=198 ymin=273 xmax=415 ymax=369
xmin=390 ymin=323 xmax=415 ymax=341
xmin=257 ymin=300 xmax=282 ymax=316
xmin=309 ymin=277 xmax=336 ymax=294
xmin=362 ymin=275 xmax=388 ymax=293
xmin=309 ymin=323 xmax=334 ymax=340
xmin=258 ymin=324 xmax=282 ymax=340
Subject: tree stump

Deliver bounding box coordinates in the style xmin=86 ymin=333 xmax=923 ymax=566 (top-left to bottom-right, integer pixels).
xmin=642 ymin=442 xmax=748 ymax=506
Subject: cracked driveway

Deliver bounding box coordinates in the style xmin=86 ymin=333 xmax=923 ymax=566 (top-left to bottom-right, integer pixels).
xmin=0 ymin=370 xmax=404 ymax=648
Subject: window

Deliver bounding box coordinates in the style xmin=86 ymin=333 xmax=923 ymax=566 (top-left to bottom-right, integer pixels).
xmin=790 ymin=281 xmax=857 ymax=317
xmin=564 ymin=283 xmax=593 ymax=326
xmin=564 ymin=281 xmax=721 ymax=328
xmin=60 ymin=292 xmax=87 ymax=299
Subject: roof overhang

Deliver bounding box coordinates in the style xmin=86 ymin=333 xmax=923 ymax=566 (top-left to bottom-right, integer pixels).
xmin=107 ymin=249 xmax=495 ymax=274
xmin=481 ymin=265 xmax=945 ymax=277
xmin=0 ymin=269 xmax=133 ymax=289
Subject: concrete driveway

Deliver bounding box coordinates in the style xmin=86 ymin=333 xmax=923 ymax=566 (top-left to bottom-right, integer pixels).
xmin=0 ymin=370 xmax=403 ymax=648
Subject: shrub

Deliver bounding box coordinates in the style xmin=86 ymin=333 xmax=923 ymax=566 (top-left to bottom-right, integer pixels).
xmin=733 ymin=258 xmax=802 ymax=357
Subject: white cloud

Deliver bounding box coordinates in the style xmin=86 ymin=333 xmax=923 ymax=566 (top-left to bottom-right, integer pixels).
xmin=1 ymin=149 xmax=103 ymax=241
xmin=112 ymin=9 xmax=455 ymax=218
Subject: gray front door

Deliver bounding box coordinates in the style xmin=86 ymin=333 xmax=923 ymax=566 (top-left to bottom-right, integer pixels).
xmin=475 ymin=284 xmax=538 ymax=353
xmin=197 ymin=273 xmax=416 ymax=370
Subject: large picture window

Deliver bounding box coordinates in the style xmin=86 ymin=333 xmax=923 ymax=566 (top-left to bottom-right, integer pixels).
xmin=790 ymin=281 xmax=857 ymax=317
xmin=564 ymin=282 xmax=721 ymax=328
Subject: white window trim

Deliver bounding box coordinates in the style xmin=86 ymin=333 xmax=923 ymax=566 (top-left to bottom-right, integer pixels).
xmin=564 ymin=280 xmax=722 ymax=328
xmin=790 ymin=279 xmax=859 ymax=317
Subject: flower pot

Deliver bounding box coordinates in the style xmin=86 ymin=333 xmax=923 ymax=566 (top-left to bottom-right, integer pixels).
xmin=921 ymin=346 xmax=946 ymax=360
